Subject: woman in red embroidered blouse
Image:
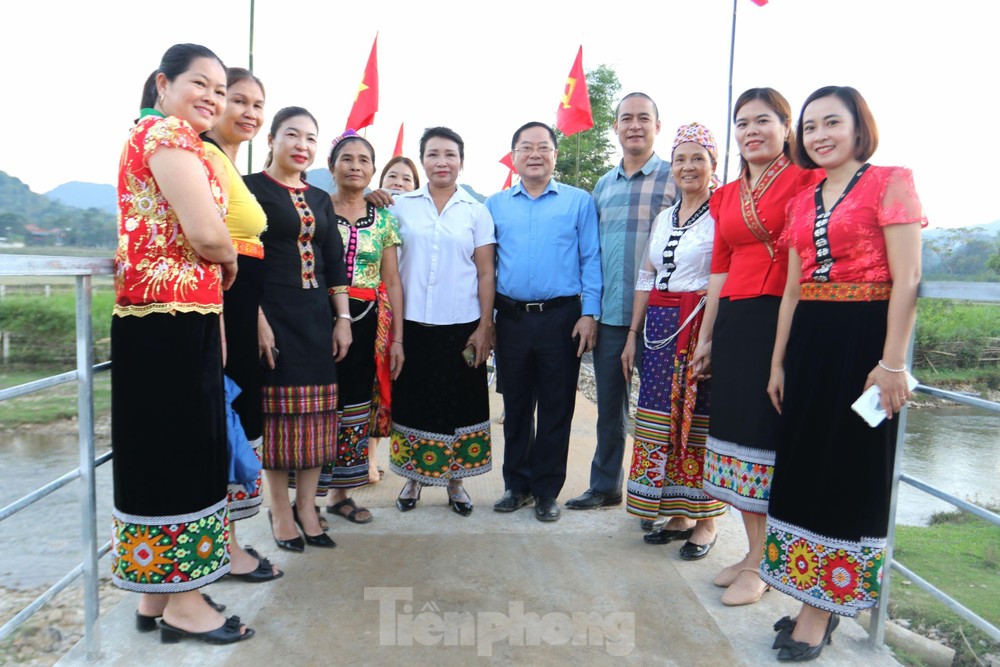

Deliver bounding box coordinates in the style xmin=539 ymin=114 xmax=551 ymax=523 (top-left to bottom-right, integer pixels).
xmin=112 ymin=43 xmax=252 ymax=644
xmin=761 ymin=86 xmax=924 ymax=660
xmin=691 ymin=88 xmax=823 ymax=607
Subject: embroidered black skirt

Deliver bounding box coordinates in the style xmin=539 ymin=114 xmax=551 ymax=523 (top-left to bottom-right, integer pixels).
xmin=703 ymin=296 xmax=782 ymax=514
xmin=110 ymin=312 xmax=230 ymax=592
xmin=761 ymin=300 xmax=898 ymax=616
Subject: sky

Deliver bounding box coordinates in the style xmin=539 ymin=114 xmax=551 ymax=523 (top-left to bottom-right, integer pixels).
xmin=1 ymin=0 xmax=996 ymax=229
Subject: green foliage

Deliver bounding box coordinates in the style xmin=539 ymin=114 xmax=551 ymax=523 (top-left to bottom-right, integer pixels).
xmin=0 ymin=290 xmax=113 ymax=364
xmin=553 ymin=65 xmax=621 ymax=192
xmin=913 ymin=298 xmax=1000 ymax=371
xmin=923 ymin=229 xmax=1000 ymax=281
xmin=0 ymin=170 xmax=115 ymax=248
xmin=890 ymin=510 xmax=1000 ymax=665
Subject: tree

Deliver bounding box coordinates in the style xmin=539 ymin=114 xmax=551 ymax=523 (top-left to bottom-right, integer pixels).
xmin=553 ymin=64 xmax=621 ymax=192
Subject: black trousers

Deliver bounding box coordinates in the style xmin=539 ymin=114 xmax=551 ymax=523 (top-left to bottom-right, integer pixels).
xmin=495 ymin=299 xmax=582 ymax=498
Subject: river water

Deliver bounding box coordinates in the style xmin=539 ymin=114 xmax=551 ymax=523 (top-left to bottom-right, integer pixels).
xmin=0 ymin=407 xmax=997 ymax=588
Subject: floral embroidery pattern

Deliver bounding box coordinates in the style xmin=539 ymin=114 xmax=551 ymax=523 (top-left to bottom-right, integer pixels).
xmin=761 ymin=516 xmax=885 ymax=616
xmin=738 ymin=155 xmax=790 ymax=260
xmin=115 ymin=115 xmax=226 ymax=317
xmin=389 ymin=422 xmax=492 ymax=484
xmin=288 ymin=188 xmax=318 ymax=289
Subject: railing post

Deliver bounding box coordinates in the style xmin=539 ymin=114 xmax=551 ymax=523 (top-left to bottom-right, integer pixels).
xmin=75 ymin=274 xmax=101 ymax=660
xmin=869 ymin=333 xmax=916 ymax=647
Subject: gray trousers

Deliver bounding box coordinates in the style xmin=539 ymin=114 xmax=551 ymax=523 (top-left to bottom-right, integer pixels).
xmin=588 ymin=323 xmax=642 ymax=494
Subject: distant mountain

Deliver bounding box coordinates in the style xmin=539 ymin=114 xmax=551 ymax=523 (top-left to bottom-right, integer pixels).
xmin=0 ymin=171 xmax=115 ymax=248
xmin=46 ymin=182 xmax=117 ymax=214
xmin=924 ymin=219 xmax=1000 ymax=239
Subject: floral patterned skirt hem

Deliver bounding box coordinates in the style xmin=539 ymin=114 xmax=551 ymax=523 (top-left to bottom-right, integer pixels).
xmin=111 ymin=498 xmax=230 ymax=593
xmin=702 ymin=435 xmax=774 ymax=515
xmin=760 ymin=514 xmax=885 ymax=617
xmin=388 ymin=420 xmax=492 ymax=485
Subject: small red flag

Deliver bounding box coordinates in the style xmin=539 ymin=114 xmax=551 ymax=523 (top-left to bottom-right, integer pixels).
xmin=346 ymin=35 xmax=379 ymax=131
xmin=749 ymin=0 xmax=768 ymax=5
xmin=499 ymin=152 xmax=516 ymax=190
xmin=555 ymin=46 xmax=594 ymax=137
xmin=393 ymin=123 xmax=404 ymax=157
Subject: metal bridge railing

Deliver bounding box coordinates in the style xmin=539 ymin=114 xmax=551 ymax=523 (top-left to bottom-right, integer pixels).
xmin=0 ymin=255 xmax=114 ymax=661
xmin=871 ymin=281 xmax=1000 ymax=648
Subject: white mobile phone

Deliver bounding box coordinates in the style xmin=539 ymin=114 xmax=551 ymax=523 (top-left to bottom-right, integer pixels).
xmin=850 ymin=372 xmax=918 ymax=428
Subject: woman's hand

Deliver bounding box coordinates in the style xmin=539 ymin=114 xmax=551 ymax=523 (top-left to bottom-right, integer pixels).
xmin=691 ymin=340 xmax=712 ymax=380
xmin=332 ymin=319 xmax=353 ymax=362
xmin=258 ymin=309 xmax=276 ymax=369
xmin=220 ymin=259 xmax=238 ymax=291
xmin=466 ymin=322 xmax=494 ymax=367
xmin=365 ymin=188 xmax=395 ymax=208
xmin=864 ymin=364 xmax=911 ymax=419
xmin=390 ymin=340 xmax=405 ymax=380
xmin=767 ymin=365 xmax=784 ymax=414
xmin=621 ymin=334 xmax=637 ymax=383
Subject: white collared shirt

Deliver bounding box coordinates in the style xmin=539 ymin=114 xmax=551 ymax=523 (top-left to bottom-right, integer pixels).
xmin=392 ymin=185 xmax=496 ymax=325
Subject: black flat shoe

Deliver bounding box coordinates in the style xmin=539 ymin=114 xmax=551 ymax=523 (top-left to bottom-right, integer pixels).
xmin=679 ymin=536 xmax=717 ymax=561
xmin=772 ymin=616 xmax=797 ymax=649
xmin=643 ymin=526 xmax=694 ymax=545
xmin=494 ymin=490 xmax=533 ymax=512
xmin=396 ymin=481 xmax=422 ymax=512
xmin=136 ymin=594 xmax=225 ymax=632
xmin=303 ymin=531 xmax=337 ymax=548
xmin=534 ymin=496 xmax=561 ymax=522
xmin=227 ymin=550 xmax=284 ymax=583
xmin=268 ymin=509 xmax=304 ymax=553
xmin=160 ymin=615 xmax=255 ymax=645
xmin=448 ymin=486 xmax=473 ymax=517
xmin=776 ymin=614 xmax=839 ymax=662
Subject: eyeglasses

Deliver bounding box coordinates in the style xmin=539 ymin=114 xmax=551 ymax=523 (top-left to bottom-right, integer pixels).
xmin=514 ymin=145 xmax=555 ymax=155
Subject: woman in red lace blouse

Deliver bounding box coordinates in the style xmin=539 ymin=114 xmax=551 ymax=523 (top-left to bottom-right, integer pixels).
xmin=763 ymin=86 xmax=925 ymax=660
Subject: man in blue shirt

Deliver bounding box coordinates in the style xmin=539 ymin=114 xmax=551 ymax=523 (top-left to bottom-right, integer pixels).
xmin=486 ymin=121 xmax=602 ymax=523
xmin=565 ymin=93 xmax=676 ymax=515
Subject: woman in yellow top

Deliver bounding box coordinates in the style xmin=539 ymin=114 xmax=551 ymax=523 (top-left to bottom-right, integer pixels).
xmin=203 ymin=68 xmax=281 ymax=582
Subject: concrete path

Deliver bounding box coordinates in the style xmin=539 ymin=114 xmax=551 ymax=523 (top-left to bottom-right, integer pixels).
xmin=58 ymin=386 xmax=899 ymax=666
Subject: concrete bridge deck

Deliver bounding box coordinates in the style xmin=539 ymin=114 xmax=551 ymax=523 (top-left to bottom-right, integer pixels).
xmin=58 ymin=387 xmax=899 ymax=666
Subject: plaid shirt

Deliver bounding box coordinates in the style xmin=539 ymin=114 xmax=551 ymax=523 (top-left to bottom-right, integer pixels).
xmin=592 ymin=153 xmax=677 ymax=326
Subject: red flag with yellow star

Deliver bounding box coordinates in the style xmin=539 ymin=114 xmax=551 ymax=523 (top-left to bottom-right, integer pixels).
xmin=555 ymin=46 xmax=594 ymax=137
xmin=346 ymin=35 xmax=379 ymax=131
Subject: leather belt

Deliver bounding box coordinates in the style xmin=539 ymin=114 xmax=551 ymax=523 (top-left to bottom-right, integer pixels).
xmin=495 ymin=293 xmax=579 ymax=318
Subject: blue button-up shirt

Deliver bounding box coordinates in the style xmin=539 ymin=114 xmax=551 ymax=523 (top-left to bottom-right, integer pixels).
xmin=486 ymin=179 xmax=602 ymax=317
xmin=592 ymin=153 xmax=676 ymax=326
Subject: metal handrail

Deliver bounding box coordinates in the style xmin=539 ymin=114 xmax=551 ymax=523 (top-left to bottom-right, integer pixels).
xmin=0 ymin=255 xmax=113 ymax=660
xmin=871 ymin=281 xmax=1000 ymax=649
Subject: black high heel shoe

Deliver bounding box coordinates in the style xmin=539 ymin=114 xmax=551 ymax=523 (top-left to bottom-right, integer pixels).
xmin=396 ymin=481 xmax=422 ymax=512
xmin=776 ymin=614 xmax=839 ymax=662
xmin=448 ymin=485 xmax=473 ymax=517
xmin=268 ymin=508 xmax=305 ymax=553
xmin=291 ymin=502 xmax=336 ymax=548
xmin=772 ymin=616 xmax=797 ymax=649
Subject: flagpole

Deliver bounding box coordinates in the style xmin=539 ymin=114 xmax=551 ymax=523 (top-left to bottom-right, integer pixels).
xmin=574 ymin=135 xmax=581 ymax=187
xmin=723 ymin=0 xmax=737 ymax=185
xmin=247 ymin=0 xmax=256 ymax=174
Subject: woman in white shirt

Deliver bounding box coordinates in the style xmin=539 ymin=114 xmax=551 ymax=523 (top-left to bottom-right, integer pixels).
xmin=621 ymin=123 xmax=727 ymax=560
xmin=388 ymin=126 xmax=496 ymax=517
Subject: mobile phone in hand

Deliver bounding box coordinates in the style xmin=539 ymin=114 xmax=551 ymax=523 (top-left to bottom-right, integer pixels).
xmin=461 ymin=344 xmax=476 ymax=368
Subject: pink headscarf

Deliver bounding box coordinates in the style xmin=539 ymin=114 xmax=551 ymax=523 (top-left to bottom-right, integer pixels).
xmin=672 ymin=122 xmax=720 ymax=189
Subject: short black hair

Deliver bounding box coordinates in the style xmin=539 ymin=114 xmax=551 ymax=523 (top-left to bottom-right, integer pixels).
xmin=510 ymin=122 xmax=557 ymax=150
xmin=419 ymin=126 xmax=464 ymax=161
xmin=615 ymin=92 xmax=659 ymax=120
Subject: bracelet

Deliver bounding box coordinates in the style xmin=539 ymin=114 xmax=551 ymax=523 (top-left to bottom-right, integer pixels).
xmin=391 ymin=340 xmax=403 ymax=346
xmin=878 ymin=360 xmax=906 ymax=373
xmin=336 ymin=313 xmax=352 ymax=320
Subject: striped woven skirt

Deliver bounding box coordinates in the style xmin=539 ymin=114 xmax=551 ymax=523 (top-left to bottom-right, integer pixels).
xmin=260 ymin=284 xmax=338 ymax=471
xmin=626 ymin=293 xmax=726 ymax=520
xmin=318 ymin=295 xmax=378 ymax=490
xmin=110 ymin=312 xmax=230 ymax=592
xmin=389 ymin=320 xmax=492 ymax=485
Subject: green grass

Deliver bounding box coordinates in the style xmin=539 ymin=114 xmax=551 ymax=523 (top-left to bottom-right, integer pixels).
xmin=0 ymin=290 xmax=113 ymax=364
xmin=890 ymin=508 xmax=1000 ymax=665
xmin=0 ymin=369 xmax=110 ymax=426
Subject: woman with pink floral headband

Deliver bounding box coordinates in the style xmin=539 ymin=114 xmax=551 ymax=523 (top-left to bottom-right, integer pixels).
xmin=621 ymin=122 xmax=727 ymax=562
